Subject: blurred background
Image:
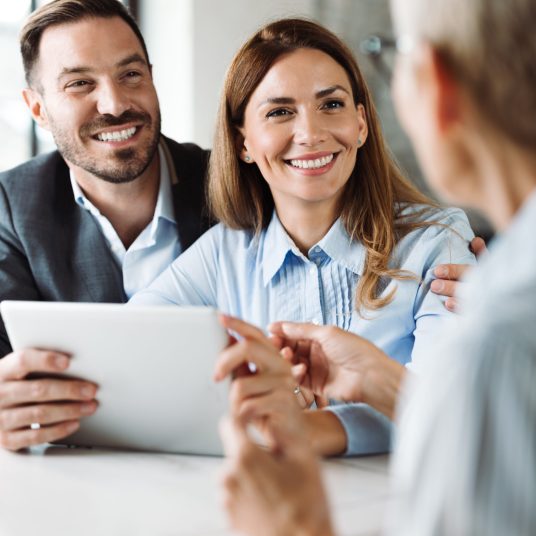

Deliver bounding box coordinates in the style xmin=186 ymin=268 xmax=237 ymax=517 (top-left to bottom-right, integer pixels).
xmin=0 ymin=0 xmax=491 ymax=237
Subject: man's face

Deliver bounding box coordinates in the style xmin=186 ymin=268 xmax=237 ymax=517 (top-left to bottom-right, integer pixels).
xmin=28 ymin=16 xmax=161 ymax=183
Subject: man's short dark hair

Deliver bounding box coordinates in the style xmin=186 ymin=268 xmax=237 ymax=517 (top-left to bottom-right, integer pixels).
xmin=20 ymin=0 xmax=150 ymax=88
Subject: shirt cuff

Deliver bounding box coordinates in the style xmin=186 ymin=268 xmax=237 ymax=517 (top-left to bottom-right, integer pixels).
xmin=325 ymin=402 xmax=393 ymax=456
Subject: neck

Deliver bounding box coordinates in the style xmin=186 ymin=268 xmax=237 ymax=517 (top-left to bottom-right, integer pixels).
xmin=470 ymin=136 xmax=536 ymax=232
xmin=275 ymin=197 xmax=340 ymax=255
xmin=70 ymin=153 xmax=160 ymax=249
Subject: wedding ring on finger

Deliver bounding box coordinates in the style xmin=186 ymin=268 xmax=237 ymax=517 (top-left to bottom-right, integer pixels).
xmin=293 ymin=385 xmax=307 ymax=409
xmin=30 ymin=423 xmax=41 ymax=430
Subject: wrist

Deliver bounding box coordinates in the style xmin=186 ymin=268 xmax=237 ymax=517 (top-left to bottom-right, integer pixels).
xmin=361 ymin=355 xmax=405 ymax=420
xmin=303 ymin=409 xmax=347 ymax=457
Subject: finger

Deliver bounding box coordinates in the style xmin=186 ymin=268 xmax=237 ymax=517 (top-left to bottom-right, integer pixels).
xmin=214 ymin=338 xmax=287 ymax=382
xmin=445 ymin=297 xmax=458 ymax=312
xmin=430 ymin=278 xmax=458 ymax=297
xmin=219 ymin=314 xmax=266 ymax=342
xmin=433 ymin=263 xmax=470 ymax=281
xmin=0 ymin=349 xmax=69 ymax=382
xmin=0 ymin=420 xmax=80 ymax=451
xmin=229 ymin=374 xmax=294 ymax=413
xmin=0 ymin=401 xmax=98 ymax=431
xmin=219 ymin=415 xmax=251 ymax=458
xmin=290 ymin=363 xmax=307 ymax=384
xmin=0 ymin=379 xmax=98 ymax=408
xmin=268 ymin=321 xmax=327 ymax=345
xmin=470 ymin=236 xmax=487 ymax=257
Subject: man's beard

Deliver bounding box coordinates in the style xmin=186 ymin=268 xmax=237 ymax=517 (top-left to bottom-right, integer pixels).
xmin=50 ymin=109 xmax=162 ymax=184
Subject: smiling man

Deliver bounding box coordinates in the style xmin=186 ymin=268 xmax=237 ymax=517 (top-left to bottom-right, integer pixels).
xmin=0 ymin=0 xmax=209 ymax=450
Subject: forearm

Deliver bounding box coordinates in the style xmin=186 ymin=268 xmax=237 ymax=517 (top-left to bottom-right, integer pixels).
xmin=303 ymin=409 xmax=347 ymax=457
xmin=361 ymin=357 xmax=406 ymax=420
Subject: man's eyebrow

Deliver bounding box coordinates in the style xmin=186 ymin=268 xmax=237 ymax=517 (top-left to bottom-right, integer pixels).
xmin=258 ymin=85 xmax=351 ymax=107
xmin=116 ymin=53 xmax=148 ymax=68
xmin=57 ymin=53 xmax=148 ymax=80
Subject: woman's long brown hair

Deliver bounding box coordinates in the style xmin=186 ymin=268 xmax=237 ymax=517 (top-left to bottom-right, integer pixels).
xmin=208 ymin=18 xmax=439 ymax=313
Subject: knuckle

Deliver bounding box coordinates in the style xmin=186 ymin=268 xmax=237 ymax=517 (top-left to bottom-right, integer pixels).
xmin=30 ymin=381 xmax=46 ymax=399
xmin=31 ymin=406 xmax=47 ymax=423
xmin=0 ymin=431 xmax=16 ymax=450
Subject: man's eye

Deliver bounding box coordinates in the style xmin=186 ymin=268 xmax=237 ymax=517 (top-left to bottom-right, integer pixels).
xmin=124 ymin=71 xmax=142 ymax=81
xmin=65 ymin=80 xmax=92 ymax=92
xmin=266 ymin=108 xmax=292 ymax=118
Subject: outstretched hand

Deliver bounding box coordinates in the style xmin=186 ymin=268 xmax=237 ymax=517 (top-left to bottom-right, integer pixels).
xmin=269 ymin=322 xmax=403 ymax=419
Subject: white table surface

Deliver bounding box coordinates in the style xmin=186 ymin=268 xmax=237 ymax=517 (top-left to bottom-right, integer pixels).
xmin=0 ymin=446 xmax=392 ymax=536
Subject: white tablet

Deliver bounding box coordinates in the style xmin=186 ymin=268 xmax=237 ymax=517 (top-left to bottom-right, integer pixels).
xmin=0 ymin=301 xmax=229 ymax=456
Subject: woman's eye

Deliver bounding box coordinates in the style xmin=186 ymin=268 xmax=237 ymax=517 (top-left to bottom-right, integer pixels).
xmin=322 ymin=99 xmax=345 ymax=110
xmin=266 ymin=108 xmax=292 ymax=118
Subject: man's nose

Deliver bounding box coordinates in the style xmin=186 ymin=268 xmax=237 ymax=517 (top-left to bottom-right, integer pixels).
xmin=95 ymin=80 xmax=131 ymax=117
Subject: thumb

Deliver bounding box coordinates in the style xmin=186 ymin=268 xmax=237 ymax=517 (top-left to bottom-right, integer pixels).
xmin=219 ymin=415 xmax=251 ymax=458
xmin=268 ymin=321 xmax=326 ymax=343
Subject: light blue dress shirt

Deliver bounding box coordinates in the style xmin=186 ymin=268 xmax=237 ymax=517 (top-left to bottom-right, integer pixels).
xmin=70 ymin=143 xmax=181 ymax=298
xmin=131 ymin=204 xmax=476 ymax=455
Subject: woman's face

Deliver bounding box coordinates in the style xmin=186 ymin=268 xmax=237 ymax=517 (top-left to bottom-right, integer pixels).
xmin=239 ymin=48 xmax=367 ymax=214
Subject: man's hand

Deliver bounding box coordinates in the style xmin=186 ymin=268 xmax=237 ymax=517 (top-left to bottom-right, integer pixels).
xmin=0 ymin=349 xmax=98 ymax=451
xmin=432 ymin=236 xmax=487 ymax=312
xmin=269 ymin=322 xmax=404 ymax=420
xmin=220 ymin=415 xmax=335 ymax=536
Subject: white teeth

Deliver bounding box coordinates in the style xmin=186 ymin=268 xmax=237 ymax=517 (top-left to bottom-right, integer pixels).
xmin=289 ymin=154 xmax=334 ymax=169
xmin=96 ymin=127 xmax=137 ymax=142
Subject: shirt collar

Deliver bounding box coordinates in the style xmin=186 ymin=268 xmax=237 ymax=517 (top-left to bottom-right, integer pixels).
xmin=261 ymin=211 xmax=365 ymax=286
xmin=69 ymin=141 xmax=176 ymax=232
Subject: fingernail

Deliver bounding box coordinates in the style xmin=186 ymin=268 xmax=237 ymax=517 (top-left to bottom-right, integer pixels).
xmin=80 ymin=402 xmax=96 ymax=415
xmin=81 ymin=386 xmax=95 ymax=398
xmin=431 ymin=280 xmax=444 ymax=292
xmin=435 ymin=266 xmax=448 ymax=277
xmin=54 ymin=355 xmax=69 ymax=369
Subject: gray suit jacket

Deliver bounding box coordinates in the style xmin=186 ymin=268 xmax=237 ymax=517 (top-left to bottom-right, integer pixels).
xmin=0 ymin=136 xmax=211 ymax=356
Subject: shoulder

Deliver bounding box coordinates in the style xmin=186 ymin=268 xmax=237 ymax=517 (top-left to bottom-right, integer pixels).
xmin=394 ymin=204 xmax=476 ymax=270
xmin=0 ymin=151 xmax=65 ymax=190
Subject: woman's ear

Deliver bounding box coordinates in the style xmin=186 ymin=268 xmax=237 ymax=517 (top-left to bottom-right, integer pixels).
xmin=236 ymin=129 xmax=254 ymax=163
xmin=423 ymin=46 xmax=462 ymax=134
xmin=356 ymin=104 xmax=369 ymax=147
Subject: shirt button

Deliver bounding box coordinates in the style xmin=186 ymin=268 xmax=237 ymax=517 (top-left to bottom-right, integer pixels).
xmin=314 ymin=246 xmax=321 ymax=253
xmin=311 ymin=318 xmax=321 ymax=325
xmin=309 ymin=267 xmax=316 ymax=275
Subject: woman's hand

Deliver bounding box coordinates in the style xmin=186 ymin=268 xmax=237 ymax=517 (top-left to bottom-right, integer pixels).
xmin=269 ymin=322 xmax=405 ymax=420
xmin=220 ymin=415 xmax=335 ymax=536
xmin=214 ymin=315 xmax=306 ymax=451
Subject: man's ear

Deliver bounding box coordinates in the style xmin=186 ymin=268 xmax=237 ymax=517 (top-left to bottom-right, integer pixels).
xmin=22 ymin=87 xmax=50 ymax=130
xmin=426 ymin=46 xmax=462 ymax=133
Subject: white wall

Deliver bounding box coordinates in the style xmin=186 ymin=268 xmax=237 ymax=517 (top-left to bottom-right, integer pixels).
xmin=141 ymin=0 xmax=315 ymax=148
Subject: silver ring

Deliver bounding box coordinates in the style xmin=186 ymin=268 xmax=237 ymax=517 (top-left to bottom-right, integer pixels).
xmin=30 ymin=423 xmax=41 ymax=430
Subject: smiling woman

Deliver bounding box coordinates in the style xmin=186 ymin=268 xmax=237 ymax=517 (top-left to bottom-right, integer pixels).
xmin=131 ymin=18 xmax=476 ymax=458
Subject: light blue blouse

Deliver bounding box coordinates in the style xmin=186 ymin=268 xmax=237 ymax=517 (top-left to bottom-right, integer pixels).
xmin=131 ymin=205 xmax=476 ymax=455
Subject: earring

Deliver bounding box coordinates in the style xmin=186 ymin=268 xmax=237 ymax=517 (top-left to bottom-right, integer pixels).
xmin=244 ymin=155 xmax=251 ymax=162
xmin=357 ymin=138 xmax=362 ymax=146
